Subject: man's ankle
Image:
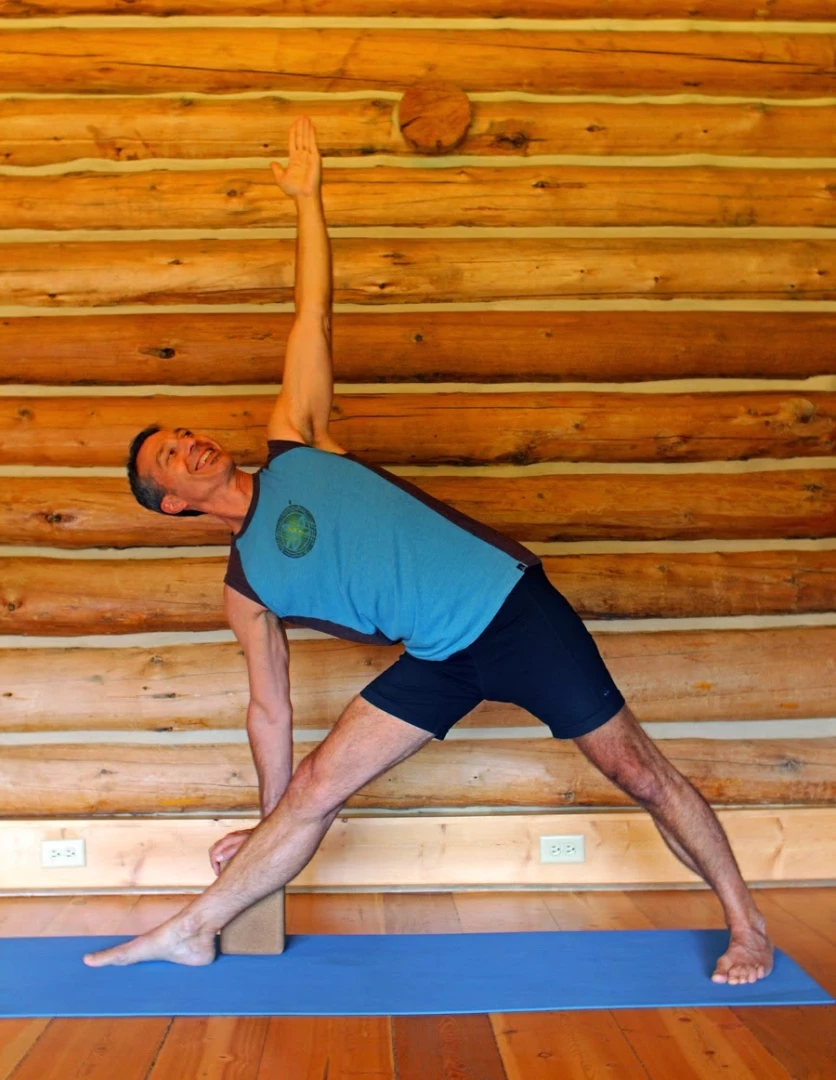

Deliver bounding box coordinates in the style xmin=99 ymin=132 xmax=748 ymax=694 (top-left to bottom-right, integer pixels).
xmin=728 ymin=907 xmax=767 ymax=937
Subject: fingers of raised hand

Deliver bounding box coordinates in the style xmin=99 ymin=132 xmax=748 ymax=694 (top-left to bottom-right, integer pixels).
xmin=288 ymin=117 xmax=300 ymax=155
xmin=290 ymin=116 xmax=316 ymax=156
xmin=300 ymin=116 xmax=315 ymax=152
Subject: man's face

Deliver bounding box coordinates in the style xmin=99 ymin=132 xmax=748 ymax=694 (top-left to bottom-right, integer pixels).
xmin=137 ymin=427 xmax=235 ymax=514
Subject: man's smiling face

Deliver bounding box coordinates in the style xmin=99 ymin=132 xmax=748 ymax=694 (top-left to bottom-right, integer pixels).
xmin=136 ymin=427 xmax=235 ymax=515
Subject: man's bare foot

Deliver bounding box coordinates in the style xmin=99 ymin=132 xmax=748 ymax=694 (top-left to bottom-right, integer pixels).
xmin=712 ymin=915 xmax=774 ymax=985
xmin=83 ymin=914 xmax=217 ymax=968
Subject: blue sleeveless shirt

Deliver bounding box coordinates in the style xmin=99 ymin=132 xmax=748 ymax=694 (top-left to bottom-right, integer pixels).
xmin=224 ymin=441 xmax=541 ymax=661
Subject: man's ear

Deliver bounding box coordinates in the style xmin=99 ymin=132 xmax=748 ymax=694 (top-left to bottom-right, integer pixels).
xmin=160 ymin=492 xmax=189 ymax=515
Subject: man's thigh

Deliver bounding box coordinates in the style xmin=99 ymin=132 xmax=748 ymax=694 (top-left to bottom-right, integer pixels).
xmin=299 ymin=693 xmax=435 ymax=812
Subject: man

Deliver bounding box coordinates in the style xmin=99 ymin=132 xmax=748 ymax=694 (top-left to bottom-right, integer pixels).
xmin=84 ymin=117 xmax=773 ymax=985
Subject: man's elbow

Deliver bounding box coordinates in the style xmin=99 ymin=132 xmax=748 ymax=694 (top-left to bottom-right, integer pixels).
xmin=247 ymin=699 xmax=293 ymax=729
xmin=293 ymin=308 xmax=331 ymax=334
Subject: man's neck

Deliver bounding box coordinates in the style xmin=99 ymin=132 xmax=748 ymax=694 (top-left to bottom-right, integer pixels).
xmin=205 ymin=468 xmax=255 ymax=534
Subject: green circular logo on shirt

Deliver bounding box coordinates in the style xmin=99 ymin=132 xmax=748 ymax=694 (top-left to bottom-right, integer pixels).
xmin=275 ymin=504 xmax=317 ymax=558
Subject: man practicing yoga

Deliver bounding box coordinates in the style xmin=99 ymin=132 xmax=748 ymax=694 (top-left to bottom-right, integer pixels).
xmin=84 ymin=117 xmax=773 ymax=985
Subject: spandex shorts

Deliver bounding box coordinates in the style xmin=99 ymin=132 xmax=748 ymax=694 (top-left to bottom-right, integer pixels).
xmin=359 ymin=563 xmax=625 ymax=741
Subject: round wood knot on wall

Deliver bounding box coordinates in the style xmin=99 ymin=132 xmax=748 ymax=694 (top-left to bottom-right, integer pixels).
xmin=398 ymin=83 xmax=473 ymax=154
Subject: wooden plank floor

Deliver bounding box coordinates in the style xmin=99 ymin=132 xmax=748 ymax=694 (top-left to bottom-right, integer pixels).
xmin=0 ymin=888 xmax=832 ymax=1080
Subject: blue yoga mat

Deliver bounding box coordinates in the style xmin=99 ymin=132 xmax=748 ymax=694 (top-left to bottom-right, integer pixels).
xmin=2 ymin=930 xmax=831 ymax=1018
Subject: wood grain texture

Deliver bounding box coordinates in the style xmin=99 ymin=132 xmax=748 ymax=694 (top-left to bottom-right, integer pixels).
xmin=1 ymin=30 xmax=833 ymax=97
xmin=0 ymin=737 xmax=833 ymax=814
xmin=4 ymin=238 xmax=834 ymax=308
xmin=3 ymin=550 xmax=834 ymax=634
xmin=6 ymin=164 xmax=835 ymax=230
xmin=3 ymin=393 xmax=834 ymax=467
xmin=2 ymin=1 xmax=831 ymax=19
xmin=4 ymin=470 xmax=833 ymax=548
xmin=494 ymin=1010 xmax=652 ymax=1080
xmin=3 ymin=98 xmax=833 ymax=167
xmin=769 ymin=887 xmax=836 ymax=947
xmin=732 ymin=1006 xmax=836 ymax=1080
xmin=614 ymin=1008 xmax=793 ymax=1080
xmin=2 ymin=311 xmax=835 ymax=386
xmin=3 ymin=810 xmax=832 ymax=890
xmin=0 ymin=895 xmax=75 ymax=935
xmin=2 ymin=626 xmax=833 ymax=733
xmin=144 ymin=1018 xmax=270 ymax=1080
xmin=394 ymin=1013 xmax=507 ymax=1080
xmin=0 ymin=1020 xmax=50 ymax=1080
xmin=3 ymin=1017 xmax=170 ymax=1080
xmin=254 ymin=1016 xmax=395 ymax=1080
xmin=399 ymin=83 xmax=472 ymax=155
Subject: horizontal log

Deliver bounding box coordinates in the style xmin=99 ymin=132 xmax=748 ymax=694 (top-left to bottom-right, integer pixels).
xmin=3 ymin=99 xmax=832 ymax=167
xmin=1 ymin=30 xmax=833 ymax=98
xmin=1 ymin=626 xmax=833 ymax=733
xmin=3 ymin=392 xmax=833 ymax=468
xmin=5 ymin=238 xmax=834 ymax=309
xmin=3 ymin=470 xmax=834 ymax=548
xmin=5 ymin=165 xmax=834 ymax=230
xmin=1 ymin=737 xmax=832 ymax=814
xmin=1 ymin=2 xmax=829 ymax=21
xmin=2 ymin=551 xmax=833 ymax=634
xmin=3 ymin=311 xmax=834 ymax=385
xmin=4 ymin=809 xmax=833 ymax=892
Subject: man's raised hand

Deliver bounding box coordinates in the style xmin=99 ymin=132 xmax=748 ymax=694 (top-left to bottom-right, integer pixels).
xmin=271 ymin=116 xmax=322 ymax=200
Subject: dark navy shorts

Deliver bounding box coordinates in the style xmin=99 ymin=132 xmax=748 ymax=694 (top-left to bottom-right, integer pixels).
xmin=359 ymin=563 xmax=625 ymax=741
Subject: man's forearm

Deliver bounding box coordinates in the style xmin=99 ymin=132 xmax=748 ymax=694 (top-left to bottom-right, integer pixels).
xmin=294 ymin=193 xmax=331 ymax=315
xmin=247 ymin=709 xmax=293 ymax=818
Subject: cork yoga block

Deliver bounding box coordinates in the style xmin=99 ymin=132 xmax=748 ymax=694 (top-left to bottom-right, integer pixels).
xmin=219 ymin=888 xmax=286 ymax=955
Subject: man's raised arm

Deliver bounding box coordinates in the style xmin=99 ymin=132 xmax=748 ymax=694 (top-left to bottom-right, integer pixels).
xmin=267 ymin=116 xmax=335 ymax=446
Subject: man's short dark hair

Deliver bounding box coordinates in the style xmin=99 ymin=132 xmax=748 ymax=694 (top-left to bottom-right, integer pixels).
xmin=127 ymin=424 xmax=204 ymax=517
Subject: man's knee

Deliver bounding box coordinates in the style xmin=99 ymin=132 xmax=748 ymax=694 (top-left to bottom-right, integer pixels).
xmin=576 ymin=704 xmax=676 ymax=808
xmin=613 ymin=759 xmax=668 ymax=808
xmin=284 ymin=750 xmax=344 ymax=821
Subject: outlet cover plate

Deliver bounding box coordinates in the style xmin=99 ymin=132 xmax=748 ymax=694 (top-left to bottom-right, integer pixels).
xmin=539 ymin=834 xmax=585 ymax=864
xmin=41 ymin=839 xmax=86 ymax=868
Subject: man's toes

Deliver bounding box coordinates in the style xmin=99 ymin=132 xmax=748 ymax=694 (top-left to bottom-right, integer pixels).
xmin=712 ymin=957 xmax=732 ymax=983
xmin=83 ymin=950 xmax=112 ymax=967
xmin=84 ymin=941 xmax=137 ymax=966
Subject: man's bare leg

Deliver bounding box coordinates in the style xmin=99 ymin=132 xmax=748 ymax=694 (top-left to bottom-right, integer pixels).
xmin=574 ymin=704 xmax=774 ymax=985
xmin=83 ymin=696 xmax=433 ymax=967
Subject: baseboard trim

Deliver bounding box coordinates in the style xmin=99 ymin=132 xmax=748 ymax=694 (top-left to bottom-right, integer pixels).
xmin=1 ymin=807 xmax=832 ymax=893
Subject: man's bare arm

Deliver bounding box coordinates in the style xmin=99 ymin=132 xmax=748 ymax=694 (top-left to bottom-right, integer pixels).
xmin=267 ymin=116 xmax=339 ymax=447
xmin=224 ymin=585 xmax=294 ymax=818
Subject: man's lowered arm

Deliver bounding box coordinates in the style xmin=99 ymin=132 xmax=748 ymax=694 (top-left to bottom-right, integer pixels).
xmin=208 ymin=588 xmax=293 ymax=875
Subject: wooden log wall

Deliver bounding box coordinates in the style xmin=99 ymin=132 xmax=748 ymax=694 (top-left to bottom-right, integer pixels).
xmin=0 ymin=0 xmax=834 ymax=889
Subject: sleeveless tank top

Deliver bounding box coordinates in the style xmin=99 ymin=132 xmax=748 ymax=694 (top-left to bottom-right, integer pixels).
xmin=224 ymin=440 xmax=541 ymax=661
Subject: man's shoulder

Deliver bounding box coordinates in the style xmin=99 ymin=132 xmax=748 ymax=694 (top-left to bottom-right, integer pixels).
xmin=224 ymin=540 xmax=269 ymax=609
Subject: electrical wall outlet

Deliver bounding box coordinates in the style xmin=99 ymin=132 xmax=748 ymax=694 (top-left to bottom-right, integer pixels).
xmin=539 ymin=834 xmax=585 ymax=864
xmin=41 ymin=839 xmax=86 ymax=868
